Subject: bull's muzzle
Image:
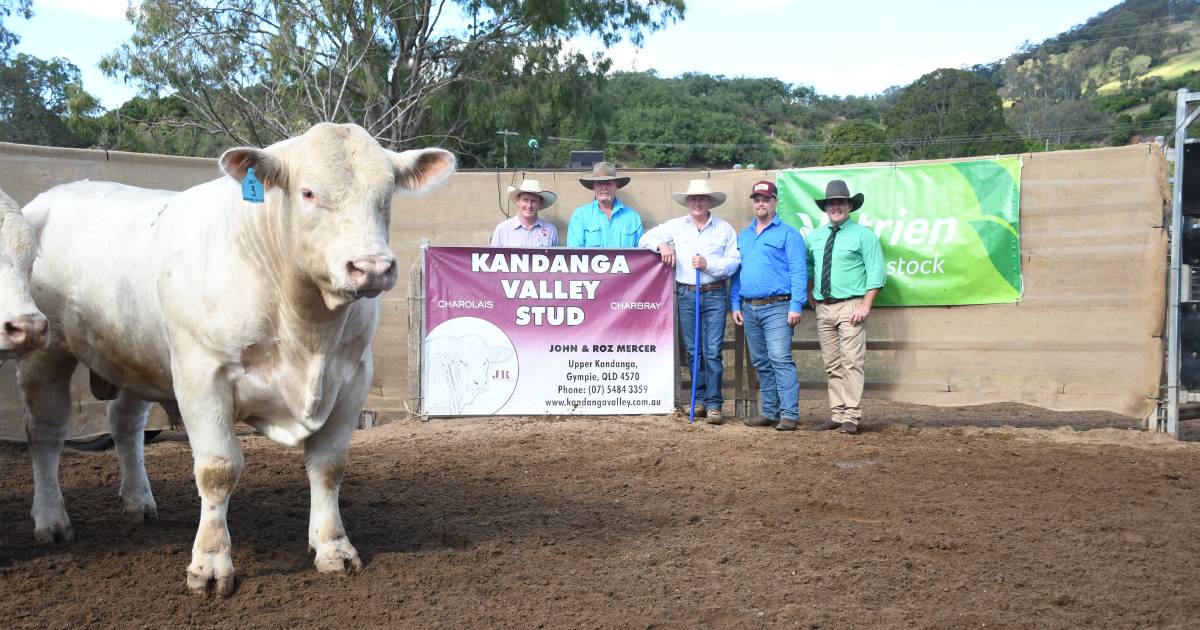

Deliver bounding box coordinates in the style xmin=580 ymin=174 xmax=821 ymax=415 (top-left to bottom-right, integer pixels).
xmin=346 ymin=255 xmax=398 ymax=296
xmin=2 ymin=312 xmax=48 ymax=352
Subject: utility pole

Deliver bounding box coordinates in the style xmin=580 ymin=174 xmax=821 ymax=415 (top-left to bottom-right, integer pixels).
xmin=497 ymin=130 xmax=518 ymax=169
xmin=1164 ymin=87 xmax=1200 ymax=438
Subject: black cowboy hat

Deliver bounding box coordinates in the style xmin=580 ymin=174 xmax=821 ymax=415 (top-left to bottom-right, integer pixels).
xmin=814 ymin=179 xmax=864 ymax=212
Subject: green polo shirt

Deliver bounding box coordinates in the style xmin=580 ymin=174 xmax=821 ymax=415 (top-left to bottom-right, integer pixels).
xmin=806 ymin=220 xmax=887 ymax=301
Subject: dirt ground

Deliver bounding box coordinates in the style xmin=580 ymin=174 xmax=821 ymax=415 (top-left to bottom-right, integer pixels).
xmin=1 ymin=399 xmax=1199 ymax=629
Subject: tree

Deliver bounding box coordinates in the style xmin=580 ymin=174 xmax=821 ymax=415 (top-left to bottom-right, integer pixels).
xmin=884 ymin=68 xmax=1023 ymax=160
xmin=89 ymin=96 xmax=236 ymax=156
xmin=820 ymin=120 xmax=890 ymax=166
xmin=0 ymin=54 xmax=96 ymax=147
xmin=1005 ymin=98 xmax=1111 ymax=145
xmin=603 ymin=72 xmax=775 ymax=168
xmin=1110 ymin=113 xmax=1134 ymax=145
xmin=103 ymin=0 xmax=685 ymax=150
xmin=1106 ymin=46 xmax=1134 ymax=83
xmin=0 ymin=0 xmax=30 ymax=60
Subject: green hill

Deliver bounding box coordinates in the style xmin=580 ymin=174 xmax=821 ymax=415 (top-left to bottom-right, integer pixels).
xmin=981 ymin=0 xmax=1200 ymax=146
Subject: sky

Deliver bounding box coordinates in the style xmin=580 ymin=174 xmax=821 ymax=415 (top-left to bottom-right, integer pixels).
xmin=11 ymin=0 xmax=1121 ymax=110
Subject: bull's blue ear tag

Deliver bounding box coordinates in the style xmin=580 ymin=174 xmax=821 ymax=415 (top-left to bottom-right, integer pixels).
xmin=242 ymin=167 xmax=264 ymax=203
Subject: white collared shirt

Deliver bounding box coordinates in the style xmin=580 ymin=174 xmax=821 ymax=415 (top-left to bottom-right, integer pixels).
xmin=639 ymin=214 xmax=741 ymax=285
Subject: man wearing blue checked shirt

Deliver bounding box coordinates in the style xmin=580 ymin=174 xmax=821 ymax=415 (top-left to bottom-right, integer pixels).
xmin=730 ymin=180 xmax=808 ymax=432
xmin=567 ymin=162 xmax=643 ymax=248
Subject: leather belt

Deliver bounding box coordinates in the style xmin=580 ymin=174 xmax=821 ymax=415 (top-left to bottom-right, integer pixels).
xmin=678 ymin=280 xmax=727 ymax=293
xmin=814 ymin=295 xmax=862 ymax=305
xmin=744 ymin=294 xmax=791 ymax=306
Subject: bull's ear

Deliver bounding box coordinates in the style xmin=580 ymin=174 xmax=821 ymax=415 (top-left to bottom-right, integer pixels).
xmin=390 ymin=148 xmax=456 ymax=193
xmin=0 ymin=190 xmax=35 ymax=274
xmin=489 ymin=346 xmax=513 ymax=363
xmin=220 ymin=147 xmax=288 ymax=190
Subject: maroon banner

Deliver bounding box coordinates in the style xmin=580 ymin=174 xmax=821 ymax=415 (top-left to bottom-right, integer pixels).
xmin=423 ymin=247 xmax=675 ymax=415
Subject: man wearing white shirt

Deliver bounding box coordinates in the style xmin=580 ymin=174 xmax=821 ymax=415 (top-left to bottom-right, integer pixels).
xmin=639 ymin=179 xmax=741 ymax=424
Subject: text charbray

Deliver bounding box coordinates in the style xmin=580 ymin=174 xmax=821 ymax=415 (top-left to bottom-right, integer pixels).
xmin=611 ymin=301 xmax=662 ymax=310
xmin=472 ymin=252 xmax=631 ymax=274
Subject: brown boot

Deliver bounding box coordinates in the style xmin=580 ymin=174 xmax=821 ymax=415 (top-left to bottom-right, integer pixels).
xmin=816 ymin=420 xmax=841 ymax=431
xmin=705 ymin=408 xmax=723 ymax=425
xmin=743 ymin=415 xmax=776 ymax=428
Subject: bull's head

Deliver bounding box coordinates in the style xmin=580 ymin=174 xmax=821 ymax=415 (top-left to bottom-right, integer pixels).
xmin=219 ymin=123 xmax=456 ymax=310
xmin=0 ymin=193 xmax=47 ymax=357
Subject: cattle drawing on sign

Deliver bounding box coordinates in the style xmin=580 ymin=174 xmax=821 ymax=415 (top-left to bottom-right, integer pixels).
xmin=424 ymin=317 xmax=518 ymax=415
xmin=14 ymin=122 xmax=455 ymax=597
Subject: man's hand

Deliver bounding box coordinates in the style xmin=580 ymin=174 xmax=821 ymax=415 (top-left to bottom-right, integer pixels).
xmin=691 ymin=254 xmax=707 ymax=270
xmin=732 ymin=310 xmax=743 ymax=326
xmin=657 ymin=243 xmax=675 ymax=267
xmin=850 ymin=303 xmax=871 ymax=325
xmin=787 ymin=311 xmax=802 ymax=325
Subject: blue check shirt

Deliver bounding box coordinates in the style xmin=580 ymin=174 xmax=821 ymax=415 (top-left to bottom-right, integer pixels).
xmin=566 ymin=198 xmax=643 ymax=248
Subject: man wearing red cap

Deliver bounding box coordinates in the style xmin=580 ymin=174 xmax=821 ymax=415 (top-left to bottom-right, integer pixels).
xmin=730 ymin=180 xmax=808 ymax=431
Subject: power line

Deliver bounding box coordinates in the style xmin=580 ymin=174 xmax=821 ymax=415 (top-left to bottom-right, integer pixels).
xmin=543 ymin=117 xmax=1174 ymax=152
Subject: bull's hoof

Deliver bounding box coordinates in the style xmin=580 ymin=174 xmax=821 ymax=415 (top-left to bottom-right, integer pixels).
xmin=32 ymin=511 xmax=74 ymax=544
xmin=121 ymin=500 xmax=159 ymax=524
xmin=187 ymin=556 xmax=237 ymax=597
xmin=312 ymin=539 xmax=363 ymax=574
xmin=33 ymin=522 xmax=74 ymax=544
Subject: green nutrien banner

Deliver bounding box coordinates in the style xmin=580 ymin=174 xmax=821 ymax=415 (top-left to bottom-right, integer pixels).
xmin=776 ymin=158 xmax=1022 ymax=306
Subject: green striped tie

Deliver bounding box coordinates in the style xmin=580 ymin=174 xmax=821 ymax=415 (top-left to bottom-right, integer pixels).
xmin=820 ymin=225 xmax=839 ymax=299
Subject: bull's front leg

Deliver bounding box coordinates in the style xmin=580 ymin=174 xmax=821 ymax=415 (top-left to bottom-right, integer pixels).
xmin=303 ymin=354 xmax=370 ymax=574
xmin=19 ymin=348 xmax=79 ymax=544
xmin=173 ymin=354 xmax=243 ymax=597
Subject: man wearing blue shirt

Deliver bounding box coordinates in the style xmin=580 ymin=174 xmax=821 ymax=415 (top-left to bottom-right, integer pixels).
xmin=731 ymin=180 xmax=808 ymax=431
xmin=567 ymin=162 xmax=643 ymax=248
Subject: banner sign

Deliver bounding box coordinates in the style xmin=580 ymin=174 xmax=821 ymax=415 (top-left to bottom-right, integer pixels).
xmin=423 ymin=247 xmax=675 ymax=416
xmin=777 ymin=157 xmax=1023 ymax=306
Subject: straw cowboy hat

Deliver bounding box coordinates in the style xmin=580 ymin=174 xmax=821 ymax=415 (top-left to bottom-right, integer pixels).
xmin=814 ymin=179 xmax=864 ymax=212
xmin=578 ymin=162 xmax=630 ymax=189
xmin=671 ymin=179 xmax=726 ymax=208
xmin=506 ymin=179 xmax=556 ymax=208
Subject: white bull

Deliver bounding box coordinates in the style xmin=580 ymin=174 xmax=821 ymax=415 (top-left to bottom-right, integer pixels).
xmin=0 ymin=188 xmax=47 ymax=356
xmin=17 ymin=123 xmax=454 ymax=597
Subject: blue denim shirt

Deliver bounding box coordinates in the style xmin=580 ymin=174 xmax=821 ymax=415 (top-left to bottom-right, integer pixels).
xmin=566 ymin=198 xmax=643 ymax=248
xmin=731 ymin=214 xmax=808 ymax=313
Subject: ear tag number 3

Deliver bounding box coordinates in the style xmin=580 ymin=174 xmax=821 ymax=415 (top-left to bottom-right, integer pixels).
xmin=242 ymin=167 xmax=264 ymax=203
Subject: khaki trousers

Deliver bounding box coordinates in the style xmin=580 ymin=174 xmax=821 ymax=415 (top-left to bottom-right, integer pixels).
xmin=814 ymin=298 xmax=867 ymax=424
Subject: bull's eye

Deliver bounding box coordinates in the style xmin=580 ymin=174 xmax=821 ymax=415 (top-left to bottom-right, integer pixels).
xmin=301 ymin=189 xmax=317 ymax=201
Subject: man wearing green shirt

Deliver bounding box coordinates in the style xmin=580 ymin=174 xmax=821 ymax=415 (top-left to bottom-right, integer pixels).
xmin=806 ymin=180 xmax=886 ymax=435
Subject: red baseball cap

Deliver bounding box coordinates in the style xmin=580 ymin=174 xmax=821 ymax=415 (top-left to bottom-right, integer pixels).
xmin=749 ymin=180 xmax=777 ymax=199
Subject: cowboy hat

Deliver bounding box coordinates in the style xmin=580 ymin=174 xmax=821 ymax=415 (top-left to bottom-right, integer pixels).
xmin=506 ymin=179 xmax=556 ymax=209
xmin=578 ymin=162 xmax=630 ymax=189
xmin=671 ymin=179 xmax=726 ymax=208
xmin=814 ymin=179 xmax=864 ymax=212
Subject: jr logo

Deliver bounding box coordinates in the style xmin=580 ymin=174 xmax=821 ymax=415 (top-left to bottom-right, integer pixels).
xmin=492 ymin=369 xmax=511 ymax=380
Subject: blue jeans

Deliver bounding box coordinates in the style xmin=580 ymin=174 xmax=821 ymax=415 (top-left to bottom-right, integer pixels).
xmin=678 ymin=284 xmax=727 ymax=410
xmin=742 ymin=300 xmax=799 ymax=420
